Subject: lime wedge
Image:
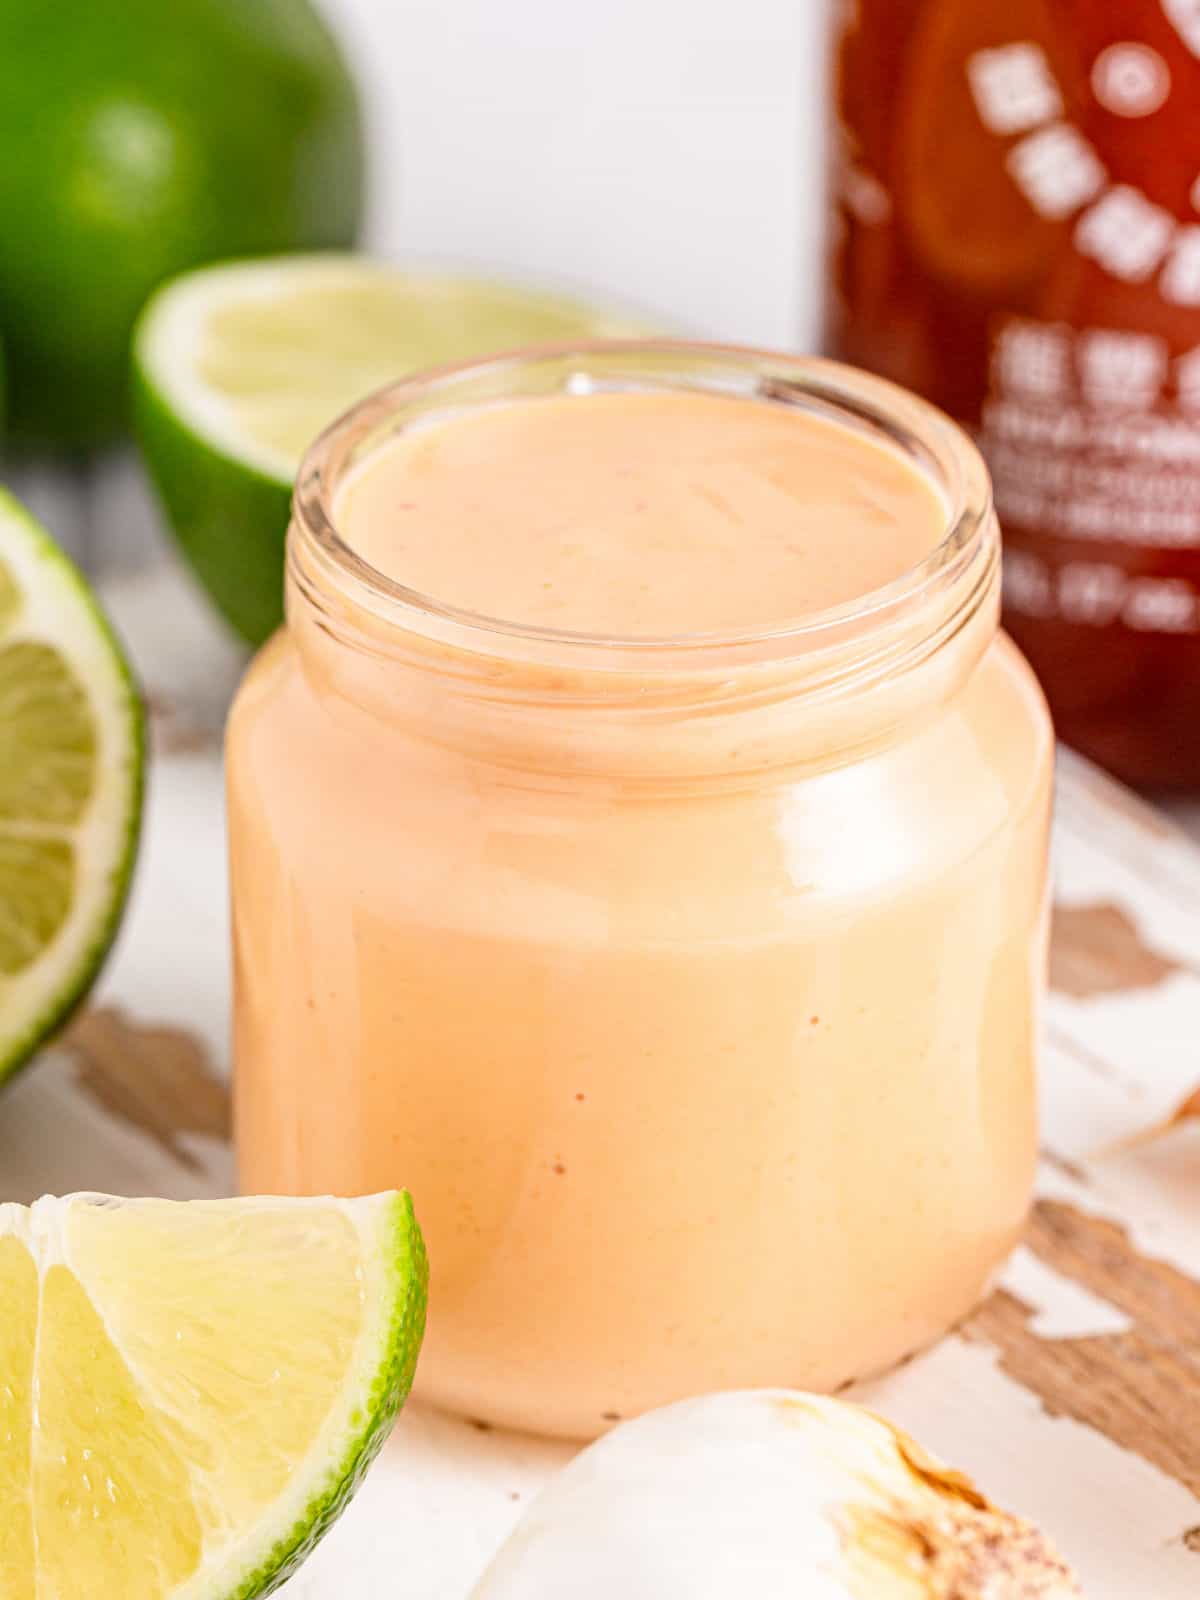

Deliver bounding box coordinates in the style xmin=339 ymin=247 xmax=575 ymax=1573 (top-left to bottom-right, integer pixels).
xmin=0 ymin=491 xmax=143 ymax=1083
xmin=0 ymin=1189 xmax=427 ymax=1599
xmin=133 ymin=255 xmax=652 ymax=643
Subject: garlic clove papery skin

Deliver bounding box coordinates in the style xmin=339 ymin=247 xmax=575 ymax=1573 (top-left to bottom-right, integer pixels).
xmin=470 ymin=1390 xmax=1082 ymax=1600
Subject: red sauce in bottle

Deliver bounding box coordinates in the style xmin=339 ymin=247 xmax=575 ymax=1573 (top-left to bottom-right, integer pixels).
xmin=829 ymin=0 xmax=1200 ymax=786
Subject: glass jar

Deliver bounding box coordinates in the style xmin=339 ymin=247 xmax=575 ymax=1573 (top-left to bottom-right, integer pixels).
xmin=227 ymin=344 xmax=1053 ymax=1441
xmin=829 ymin=1 xmax=1200 ymax=787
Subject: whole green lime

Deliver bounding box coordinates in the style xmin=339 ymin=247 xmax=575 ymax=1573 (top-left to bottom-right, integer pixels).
xmin=0 ymin=0 xmax=363 ymax=452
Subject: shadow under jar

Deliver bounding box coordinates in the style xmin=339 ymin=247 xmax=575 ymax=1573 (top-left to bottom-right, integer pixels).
xmin=227 ymin=343 xmax=1054 ymax=1441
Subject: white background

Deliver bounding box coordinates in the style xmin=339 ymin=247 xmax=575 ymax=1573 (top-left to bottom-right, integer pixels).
xmin=323 ymin=0 xmax=831 ymax=348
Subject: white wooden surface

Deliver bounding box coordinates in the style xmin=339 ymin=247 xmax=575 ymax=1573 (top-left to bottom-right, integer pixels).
xmin=3 ymin=545 xmax=1198 ymax=1596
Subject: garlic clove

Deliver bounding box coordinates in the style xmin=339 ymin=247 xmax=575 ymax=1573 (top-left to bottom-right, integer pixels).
xmin=470 ymin=1390 xmax=1081 ymax=1599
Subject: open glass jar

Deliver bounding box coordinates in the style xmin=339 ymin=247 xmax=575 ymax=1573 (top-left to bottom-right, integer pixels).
xmin=227 ymin=344 xmax=1053 ymax=1441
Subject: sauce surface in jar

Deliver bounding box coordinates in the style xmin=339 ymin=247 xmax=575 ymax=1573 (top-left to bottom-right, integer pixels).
xmin=227 ymin=345 xmax=1053 ymax=1440
xmin=334 ymin=389 xmax=945 ymax=633
xmin=830 ymin=0 xmax=1200 ymax=786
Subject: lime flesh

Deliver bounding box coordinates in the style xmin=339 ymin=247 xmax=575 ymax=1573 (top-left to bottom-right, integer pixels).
xmin=0 ymin=490 xmax=143 ymax=1081
xmin=0 ymin=1190 xmax=426 ymax=1599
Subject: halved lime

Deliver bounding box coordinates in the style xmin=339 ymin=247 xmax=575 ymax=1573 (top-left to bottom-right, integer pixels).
xmin=132 ymin=255 xmax=653 ymax=644
xmin=0 ymin=490 xmax=143 ymax=1083
xmin=0 ymin=1189 xmax=427 ymax=1598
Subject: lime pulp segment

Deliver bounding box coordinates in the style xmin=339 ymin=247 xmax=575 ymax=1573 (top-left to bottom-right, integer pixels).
xmin=0 ymin=491 xmax=143 ymax=1078
xmin=0 ymin=1191 xmax=427 ymax=1600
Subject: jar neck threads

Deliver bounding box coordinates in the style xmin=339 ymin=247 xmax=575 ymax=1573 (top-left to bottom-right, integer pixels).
xmin=286 ymin=343 xmax=999 ymax=777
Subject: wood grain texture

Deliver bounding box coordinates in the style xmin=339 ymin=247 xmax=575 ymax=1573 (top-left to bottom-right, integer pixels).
xmin=965 ymin=1201 xmax=1200 ymax=1504
xmin=145 ymin=691 xmax=225 ymax=756
xmin=64 ymin=1006 xmax=231 ymax=1173
xmin=1050 ymin=902 xmax=1197 ymax=998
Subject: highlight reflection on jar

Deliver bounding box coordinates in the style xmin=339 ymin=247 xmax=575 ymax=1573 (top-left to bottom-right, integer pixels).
xmin=227 ymin=345 xmax=1053 ymax=1440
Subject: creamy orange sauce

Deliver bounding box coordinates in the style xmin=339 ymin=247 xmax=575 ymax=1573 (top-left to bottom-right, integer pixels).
xmin=333 ymin=391 xmax=946 ymax=634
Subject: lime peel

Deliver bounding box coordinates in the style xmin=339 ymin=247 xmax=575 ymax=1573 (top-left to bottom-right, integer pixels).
xmin=1 ymin=1190 xmax=427 ymax=1599
xmin=0 ymin=489 xmax=144 ymax=1081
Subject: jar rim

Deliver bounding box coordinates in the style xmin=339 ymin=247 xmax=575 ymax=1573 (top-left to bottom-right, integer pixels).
xmin=289 ymin=340 xmax=995 ymax=676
